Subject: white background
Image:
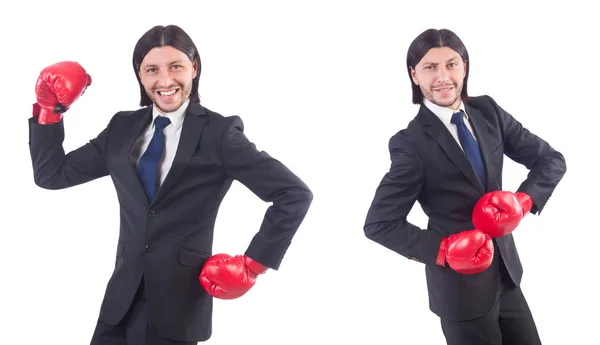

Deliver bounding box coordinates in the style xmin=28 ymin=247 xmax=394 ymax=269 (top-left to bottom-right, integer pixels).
xmin=1 ymin=0 xmax=598 ymax=344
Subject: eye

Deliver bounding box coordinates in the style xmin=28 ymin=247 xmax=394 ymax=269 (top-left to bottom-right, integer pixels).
xmin=146 ymin=68 xmax=157 ymax=73
xmin=448 ymin=62 xmax=458 ymax=68
xmin=171 ymin=65 xmax=182 ymax=70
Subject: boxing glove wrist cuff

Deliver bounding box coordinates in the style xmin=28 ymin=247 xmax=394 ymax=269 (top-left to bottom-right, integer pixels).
xmin=243 ymin=255 xmax=268 ymax=275
xmin=515 ymin=192 xmax=533 ymax=216
xmin=33 ymin=103 xmax=62 ymax=124
xmin=435 ymin=238 xmax=448 ymax=267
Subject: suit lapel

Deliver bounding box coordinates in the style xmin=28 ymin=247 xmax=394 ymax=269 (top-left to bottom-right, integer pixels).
xmin=465 ymin=104 xmax=495 ymax=193
xmin=417 ymin=105 xmax=485 ymax=194
xmin=123 ymin=107 xmax=153 ymax=207
xmin=151 ymin=102 xmax=207 ymax=206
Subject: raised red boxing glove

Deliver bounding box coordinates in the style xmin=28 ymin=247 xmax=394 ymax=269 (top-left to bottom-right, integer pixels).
xmin=436 ymin=229 xmax=494 ymax=274
xmin=34 ymin=61 xmax=92 ymax=124
xmin=199 ymin=254 xmax=268 ymax=300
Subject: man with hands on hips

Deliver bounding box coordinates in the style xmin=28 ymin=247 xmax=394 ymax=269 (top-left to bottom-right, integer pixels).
xmin=28 ymin=24 xmax=312 ymax=345
xmin=363 ymin=28 xmax=566 ymax=345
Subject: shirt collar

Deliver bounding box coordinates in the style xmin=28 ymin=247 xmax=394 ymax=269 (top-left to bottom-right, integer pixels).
xmin=423 ymin=98 xmax=468 ymax=126
xmin=151 ymin=98 xmax=190 ymax=130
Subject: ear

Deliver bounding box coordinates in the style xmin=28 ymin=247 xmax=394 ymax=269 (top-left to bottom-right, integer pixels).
xmin=137 ymin=64 xmax=142 ymax=80
xmin=410 ymin=66 xmax=419 ymax=85
xmin=192 ymin=60 xmax=199 ymax=79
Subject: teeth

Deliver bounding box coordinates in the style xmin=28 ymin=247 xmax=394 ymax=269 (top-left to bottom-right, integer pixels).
xmin=159 ymin=90 xmax=177 ymax=96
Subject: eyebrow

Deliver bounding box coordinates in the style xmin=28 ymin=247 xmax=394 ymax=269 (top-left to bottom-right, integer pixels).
xmin=142 ymin=60 xmax=185 ymax=68
xmin=422 ymin=57 xmax=459 ymax=66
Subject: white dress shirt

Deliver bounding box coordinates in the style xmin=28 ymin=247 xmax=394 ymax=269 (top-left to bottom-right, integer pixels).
xmin=423 ymin=98 xmax=478 ymax=151
xmin=130 ymin=99 xmax=190 ymax=187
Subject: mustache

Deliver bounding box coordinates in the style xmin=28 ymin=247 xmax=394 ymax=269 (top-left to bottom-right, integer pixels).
xmin=153 ymin=84 xmax=181 ymax=91
xmin=432 ymin=83 xmax=456 ymax=89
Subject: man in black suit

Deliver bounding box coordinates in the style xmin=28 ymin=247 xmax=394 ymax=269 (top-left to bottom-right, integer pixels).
xmin=364 ymin=28 xmax=566 ymax=345
xmin=28 ymin=25 xmax=312 ymax=345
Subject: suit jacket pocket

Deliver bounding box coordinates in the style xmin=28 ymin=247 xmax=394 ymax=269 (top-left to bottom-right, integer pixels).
xmin=179 ymin=247 xmax=211 ymax=268
xmin=491 ymin=141 xmax=503 ymax=154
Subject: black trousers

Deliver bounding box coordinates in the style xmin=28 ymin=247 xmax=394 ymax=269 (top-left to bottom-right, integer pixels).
xmin=90 ymin=278 xmax=197 ymax=345
xmin=440 ymin=256 xmax=542 ymax=345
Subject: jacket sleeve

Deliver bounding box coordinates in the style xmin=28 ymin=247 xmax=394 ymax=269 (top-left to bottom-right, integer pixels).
xmin=28 ymin=115 xmax=115 ymax=190
xmin=221 ymin=116 xmax=313 ymax=270
xmin=488 ymin=96 xmax=567 ymax=214
xmin=364 ymin=133 xmax=444 ymax=264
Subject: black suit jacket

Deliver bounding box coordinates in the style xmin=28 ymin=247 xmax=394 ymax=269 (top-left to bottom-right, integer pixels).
xmin=364 ymin=95 xmax=566 ymax=321
xmin=28 ymin=102 xmax=313 ymax=342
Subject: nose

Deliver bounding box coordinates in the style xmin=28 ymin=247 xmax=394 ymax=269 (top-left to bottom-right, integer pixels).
xmin=436 ymin=67 xmax=450 ymax=84
xmin=156 ymin=69 xmax=175 ymax=88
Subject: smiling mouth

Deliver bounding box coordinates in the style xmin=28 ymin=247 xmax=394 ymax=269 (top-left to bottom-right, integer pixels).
xmin=156 ymin=89 xmax=179 ymax=97
xmin=434 ymin=86 xmax=454 ymax=92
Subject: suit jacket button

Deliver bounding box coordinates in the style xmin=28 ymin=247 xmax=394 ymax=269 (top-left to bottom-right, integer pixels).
xmin=144 ymin=245 xmax=151 ymax=252
xmin=148 ymin=210 xmax=156 ymax=216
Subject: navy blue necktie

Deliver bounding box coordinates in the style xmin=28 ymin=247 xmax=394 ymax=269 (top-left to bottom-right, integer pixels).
xmin=451 ymin=111 xmax=486 ymax=187
xmin=138 ymin=116 xmax=171 ymax=201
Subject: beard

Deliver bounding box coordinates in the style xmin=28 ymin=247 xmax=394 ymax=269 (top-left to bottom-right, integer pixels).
xmin=146 ymin=81 xmax=192 ymax=114
xmin=423 ymin=82 xmax=463 ymax=109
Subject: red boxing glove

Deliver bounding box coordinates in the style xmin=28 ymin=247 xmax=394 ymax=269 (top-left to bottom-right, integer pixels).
xmin=34 ymin=61 xmax=92 ymax=124
xmin=472 ymin=191 xmax=534 ymax=238
xmin=473 ymin=191 xmax=523 ymax=238
xmin=436 ymin=229 xmax=494 ymax=274
xmin=199 ymin=254 xmax=268 ymax=300
xmin=515 ymin=192 xmax=533 ymax=216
